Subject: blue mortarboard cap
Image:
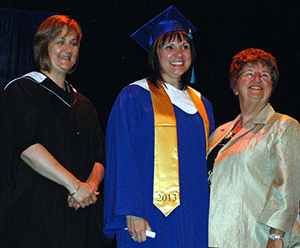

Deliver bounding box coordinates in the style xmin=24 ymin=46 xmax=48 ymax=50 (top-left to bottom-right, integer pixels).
xmin=131 ymin=5 xmax=197 ymax=52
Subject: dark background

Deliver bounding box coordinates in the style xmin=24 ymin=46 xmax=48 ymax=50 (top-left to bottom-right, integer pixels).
xmin=1 ymin=0 xmax=300 ymax=130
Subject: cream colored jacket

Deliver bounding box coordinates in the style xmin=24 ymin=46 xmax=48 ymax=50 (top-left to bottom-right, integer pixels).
xmin=208 ymin=103 xmax=300 ymax=248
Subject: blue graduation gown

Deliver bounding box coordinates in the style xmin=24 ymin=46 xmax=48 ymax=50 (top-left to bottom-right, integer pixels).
xmin=103 ymin=79 xmax=215 ymax=248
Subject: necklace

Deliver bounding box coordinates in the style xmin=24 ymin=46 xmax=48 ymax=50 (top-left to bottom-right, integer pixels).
xmin=225 ymin=130 xmax=236 ymax=139
xmin=224 ymin=120 xmax=243 ymax=140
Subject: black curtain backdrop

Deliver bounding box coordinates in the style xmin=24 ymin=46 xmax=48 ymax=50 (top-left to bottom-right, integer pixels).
xmin=0 ymin=9 xmax=54 ymax=90
xmin=1 ymin=1 xmax=300 ymax=129
xmin=0 ymin=3 xmax=300 ymax=247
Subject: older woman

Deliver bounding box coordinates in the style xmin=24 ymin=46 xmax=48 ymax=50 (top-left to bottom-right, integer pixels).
xmin=0 ymin=15 xmax=110 ymax=247
xmin=103 ymin=6 xmax=215 ymax=248
xmin=208 ymin=48 xmax=300 ymax=248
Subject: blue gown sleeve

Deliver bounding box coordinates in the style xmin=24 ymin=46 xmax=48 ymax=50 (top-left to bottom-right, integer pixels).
xmin=103 ymin=85 xmax=150 ymax=238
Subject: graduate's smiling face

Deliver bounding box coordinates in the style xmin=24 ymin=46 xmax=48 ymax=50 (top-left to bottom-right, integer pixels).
xmin=157 ymin=34 xmax=192 ymax=83
xmin=47 ymin=26 xmax=79 ymax=76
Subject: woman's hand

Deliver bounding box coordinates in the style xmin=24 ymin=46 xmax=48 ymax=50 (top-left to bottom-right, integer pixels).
xmin=266 ymin=239 xmax=284 ymax=248
xmin=70 ymin=182 xmax=99 ymax=208
xmin=126 ymin=215 xmax=151 ymax=243
xmin=67 ymin=182 xmax=99 ymax=210
xmin=67 ymin=195 xmax=80 ymax=210
xmin=20 ymin=144 xmax=101 ymax=209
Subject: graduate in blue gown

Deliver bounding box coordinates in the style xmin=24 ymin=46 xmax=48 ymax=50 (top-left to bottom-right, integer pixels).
xmin=103 ymin=6 xmax=215 ymax=247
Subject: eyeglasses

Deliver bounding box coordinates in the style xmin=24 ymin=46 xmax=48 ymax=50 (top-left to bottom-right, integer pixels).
xmin=238 ymin=71 xmax=272 ymax=82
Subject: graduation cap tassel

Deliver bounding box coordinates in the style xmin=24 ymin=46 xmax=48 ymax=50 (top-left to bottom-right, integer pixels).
xmin=189 ymin=28 xmax=196 ymax=84
xmin=190 ymin=67 xmax=196 ymax=84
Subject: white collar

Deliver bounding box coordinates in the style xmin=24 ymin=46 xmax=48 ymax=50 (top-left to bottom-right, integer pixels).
xmin=131 ymin=79 xmax=201 ymax=114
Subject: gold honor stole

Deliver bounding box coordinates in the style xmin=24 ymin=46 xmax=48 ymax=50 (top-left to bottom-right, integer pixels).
xmin=148 ymin=82 xmax=210 ymax=217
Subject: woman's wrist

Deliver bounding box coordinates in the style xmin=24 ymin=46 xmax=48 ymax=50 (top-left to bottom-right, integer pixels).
xmin=269 ymin=228 xmax=285 ymax=240
xmin=88 ymin=183 xmax=99 ymax=192
xmin=69 ymin=180 xmax=81 ymax=196
xmin=269 ymin=234 xmax=284 ymax=241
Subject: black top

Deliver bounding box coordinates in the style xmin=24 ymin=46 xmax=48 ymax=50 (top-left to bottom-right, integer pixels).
xmin=0 ymin=74 xmax=111 ymax=247
xmin=207 ymin=131 xmax=235 ymax=189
